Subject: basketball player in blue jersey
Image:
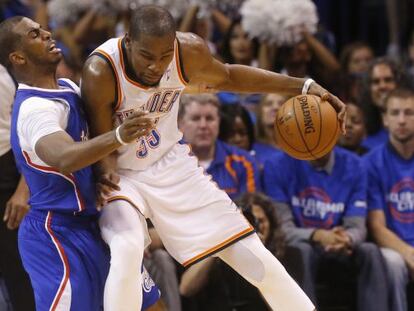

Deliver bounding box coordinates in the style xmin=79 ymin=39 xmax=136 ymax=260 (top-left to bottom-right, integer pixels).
xmin=81 ymin=5 xmax=346 ymax=311
xmin=0 ymin=16 xmax=162 ymax=310
xmin=365 ymin=88 xmax=414 ymax=311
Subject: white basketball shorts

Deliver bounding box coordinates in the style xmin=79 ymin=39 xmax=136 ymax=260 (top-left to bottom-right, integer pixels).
xmin=106 ymin=143 xmax=254 ymax=266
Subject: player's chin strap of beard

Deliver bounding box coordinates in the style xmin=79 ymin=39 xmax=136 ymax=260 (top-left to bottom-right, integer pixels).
xmin=216 ymin=234 xmax=315 ymax=311
xmin=302 ymin=78 xmax=315 ymax=95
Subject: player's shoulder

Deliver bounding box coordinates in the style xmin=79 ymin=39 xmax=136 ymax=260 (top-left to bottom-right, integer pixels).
xmin=176 ymin=31 xmax=210 ymax=59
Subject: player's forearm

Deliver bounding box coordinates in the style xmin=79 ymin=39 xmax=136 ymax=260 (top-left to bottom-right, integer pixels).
xmin=53 ymin=131 xmax=120 ymax=175
xmin=219 ymin=64 xmax=305 ymax=95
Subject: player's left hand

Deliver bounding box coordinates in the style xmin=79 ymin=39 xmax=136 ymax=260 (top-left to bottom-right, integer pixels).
xmin=308 ymin=82 xmax=347 ymax=135
xmin=3 ymin=189 xmax=30 ymax=230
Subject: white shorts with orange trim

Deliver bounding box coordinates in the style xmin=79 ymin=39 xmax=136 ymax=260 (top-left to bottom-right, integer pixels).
xmin=106 ymin=143 xmax=254 ymax=266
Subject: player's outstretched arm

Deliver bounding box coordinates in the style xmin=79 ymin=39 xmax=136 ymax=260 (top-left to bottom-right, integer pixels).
xmin=35 ymin=111 xmax=154 ymax=175
xmin=179 ymin=32 xmax=346 ymax=133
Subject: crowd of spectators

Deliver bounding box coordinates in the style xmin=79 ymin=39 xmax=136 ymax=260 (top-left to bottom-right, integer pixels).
xmin=1 ymin=0 xmax=414 ymax=310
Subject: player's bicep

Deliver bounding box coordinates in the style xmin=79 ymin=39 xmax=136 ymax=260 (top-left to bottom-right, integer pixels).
xmin=81 ymin=56 xmax=116 ymax=136
xmin=35 ymin=131 xmax=75 ymax=168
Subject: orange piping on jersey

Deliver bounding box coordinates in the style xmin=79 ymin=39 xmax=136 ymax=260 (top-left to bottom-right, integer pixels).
xmin=118 ymin=38 xmax=151 ymax=90
xmin=94 ymin=49 xmax=123 ymax=111
xmin=174 ymin=39 xmax=188 ymax=86
xmin=225 ymin=155 xmax=256 ymax=193
xmin=106 ymin=195 xmax=145 ymax=216
xmin=225 ymin=156 xmax=238 ymax=183
xmin=183 ymin=226 xmax=254 ymax=267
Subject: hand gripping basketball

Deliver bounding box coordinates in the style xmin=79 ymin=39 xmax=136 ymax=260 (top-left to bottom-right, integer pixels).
xmin=273 ymin=95 xmax=340 ymax=160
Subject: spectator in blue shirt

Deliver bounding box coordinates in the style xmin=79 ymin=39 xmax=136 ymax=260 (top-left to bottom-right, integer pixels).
xmin=219 ymin=103 xmax=280 ymax=166
xmin=263 ymin=147 xmax=388 ymax=311
xmin=360 ymin=58 xmax=405 ymax=149
xmin=366 ymin=88 xmax=414 ymax=311
xmin=179 ymin=94 xmax=261 ymax=199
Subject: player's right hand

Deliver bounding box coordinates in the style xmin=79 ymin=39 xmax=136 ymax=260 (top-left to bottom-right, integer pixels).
xmin=118 ymin=111 xmax=155 ymax=143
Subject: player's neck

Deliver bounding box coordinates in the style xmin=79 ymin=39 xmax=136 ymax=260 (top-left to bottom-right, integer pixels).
xmin=390 ymin=137 xmax=414 ymax=160
xmin=17 ymin=68 xmax=59 ymax=89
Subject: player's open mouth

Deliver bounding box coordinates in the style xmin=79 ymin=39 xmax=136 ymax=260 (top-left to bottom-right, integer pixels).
xmin=48 ymin=43 xmax=61 ymax=54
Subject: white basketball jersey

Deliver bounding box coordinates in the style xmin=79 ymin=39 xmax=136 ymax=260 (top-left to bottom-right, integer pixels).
xmin=93 ymin=37 xmax=187 ymax=171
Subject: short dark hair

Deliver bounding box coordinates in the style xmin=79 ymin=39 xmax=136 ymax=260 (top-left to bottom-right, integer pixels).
xmin=384 ymin=88 xmax=414 ymax=110
xmin=0 ymin=16 xmax=25 ymax=70
xmin=129 ymin=5 xmax=176 ymax=41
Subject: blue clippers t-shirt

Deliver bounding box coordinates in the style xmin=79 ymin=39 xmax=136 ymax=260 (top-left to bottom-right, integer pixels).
xmin=364 ymin=143 xmax=414 ymax=246
xmin=264 ymin=147 xmax=367 ymax=229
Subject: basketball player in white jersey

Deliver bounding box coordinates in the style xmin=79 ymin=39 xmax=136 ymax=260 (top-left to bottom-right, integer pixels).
xmin=81 ymin=5 xmax=346 ymax=311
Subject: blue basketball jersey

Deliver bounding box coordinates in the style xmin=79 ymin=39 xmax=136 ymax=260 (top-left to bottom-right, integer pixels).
xmin=364 ymin=143 xmax=414 ymax=246
xmin=264 ymin=147 xmax=367 ymax=228
xmin=10 ymin=79 xmax=97 ymax=215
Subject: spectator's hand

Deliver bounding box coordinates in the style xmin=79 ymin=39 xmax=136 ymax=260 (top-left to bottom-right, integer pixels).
xmin=312 ymin=229 xmax=338 ymax=248
xmin=3 ymin=187 xmax=30 ymax=230
xmin=308 ymin=82 xmax=347 ymax=135
xmin=96 ymin=171 xmax=120 ymax=210
xmin=325 ymin=227 xmax=353 ymax=255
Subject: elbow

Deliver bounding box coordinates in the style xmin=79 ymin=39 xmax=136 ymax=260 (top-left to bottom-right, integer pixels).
xmin=55 ymin=159 xmax=77 ymax=175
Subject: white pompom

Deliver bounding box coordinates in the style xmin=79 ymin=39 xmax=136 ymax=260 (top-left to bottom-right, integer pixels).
xmin=241 ymin=0 xmax=318 ymax=46
xmin=47 ymin=0 xmax=94 ymax=27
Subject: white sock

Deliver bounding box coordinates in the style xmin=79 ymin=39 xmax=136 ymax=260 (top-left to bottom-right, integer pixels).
xmin=99 ymin=200 xmax=146 ymax=311
xmin=217 ymin=234 xmax=315 ymax=311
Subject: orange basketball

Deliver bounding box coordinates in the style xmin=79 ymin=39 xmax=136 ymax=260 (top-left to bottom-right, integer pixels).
xmin=273 ymin=95 xmax=340 ymax=160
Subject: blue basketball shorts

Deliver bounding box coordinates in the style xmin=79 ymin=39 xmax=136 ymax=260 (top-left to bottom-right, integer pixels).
xmin=18 ymin=210 xmax=109 ymax=311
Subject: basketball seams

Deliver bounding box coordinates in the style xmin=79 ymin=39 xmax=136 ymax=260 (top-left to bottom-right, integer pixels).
xmin=292 ymin=96 xmax=318 ymax=159
xmin=275 ymin=102 xmax=307 ymax=154
xmin=309 ymin=96 xmax=323 ymax=153
xmin=274 ymin=95 xmax=339 ymax=160
xmin=313 ymin=116 xmax=339 ymax=158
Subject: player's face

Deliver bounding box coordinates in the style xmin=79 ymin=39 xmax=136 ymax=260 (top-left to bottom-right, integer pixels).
xmin=230 ymin=24 xmax=253 ymax=64
xmin=227 ymin=116 xmax=250 ymax=151
xmin=348 ymin=47 xmax=373 ymax=74
xmin=179 ymin=102 xmax=219 ymax=150
xmin=370 ymin=64 xmax=396 ymax=109
xmin=127 ymin=32 xmax=175 ymax=86
xmin=251 ymin=204 xmax=270 ymax=243
xmin=12 ymin=17 xmax=61 ymax=68
xmin=339 ymin=103 xmax=366 ymax=148
xmin=384 ymin=97 xmax=414 ymax=144
xmin=260 ymin=94 xmax=284 ymax=127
